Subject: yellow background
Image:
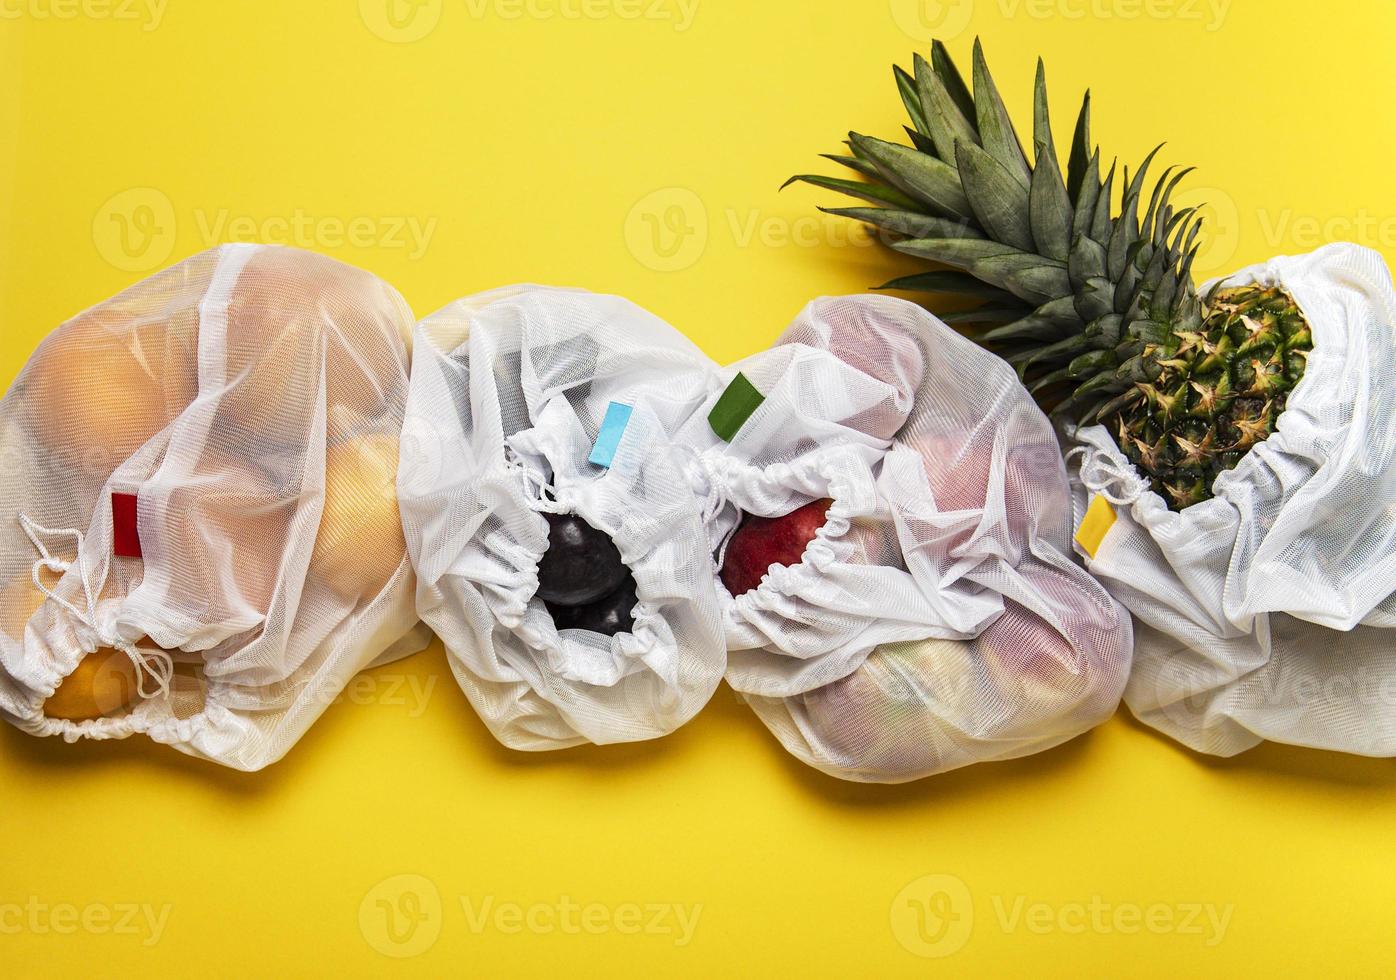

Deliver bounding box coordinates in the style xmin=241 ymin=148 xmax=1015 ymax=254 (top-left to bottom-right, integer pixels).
xmin=3 ymin=1 xmax=1396 ymax=976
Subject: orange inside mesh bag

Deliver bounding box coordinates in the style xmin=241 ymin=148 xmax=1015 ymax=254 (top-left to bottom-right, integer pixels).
xmin=0 ymin=244 xmax=428 ymax=770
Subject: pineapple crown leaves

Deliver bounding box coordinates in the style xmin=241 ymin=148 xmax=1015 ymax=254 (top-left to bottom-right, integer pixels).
xmin=785 ymin=37 xmax=1210 ymax=423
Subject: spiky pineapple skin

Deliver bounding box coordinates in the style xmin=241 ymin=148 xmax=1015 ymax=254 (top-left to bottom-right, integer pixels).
xmin=1116 ymin=284 xmax=1312 ymax=509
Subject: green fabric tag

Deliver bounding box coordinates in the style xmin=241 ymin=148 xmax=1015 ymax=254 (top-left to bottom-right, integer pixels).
xmin=708 ymin=372 xmax=764 ymax=442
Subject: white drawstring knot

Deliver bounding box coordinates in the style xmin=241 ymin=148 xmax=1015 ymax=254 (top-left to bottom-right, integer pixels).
xmin=699 ymin=470 xmax=731 ymax=528
xmin=666 ymin=443 xmax=732 ymax=527
xmin=1064 ymin=446 xmax=1150 ymax=508
xmin=18 ymin=514 xmax=173 ymax=701
xmin=508 ymin=455 xmax=567 ymax=515
xmin=688 ymin=458 xmax=735 ymax=569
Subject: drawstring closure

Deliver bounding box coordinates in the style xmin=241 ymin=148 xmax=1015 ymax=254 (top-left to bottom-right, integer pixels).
xmin=18 ymin=515 xmax=174 ymax=701
xmin=669 ymin=445 xmax=736 ymax=570
xmin=507 ymin=452 xmax=567 ymax=515
xmin=699 ymin=470 xmax=730 ymax=527
xmin=666 ymin=443 xmax=732 ymax=526
xmin=1064 ymin=446 xmax=1150 ymax=508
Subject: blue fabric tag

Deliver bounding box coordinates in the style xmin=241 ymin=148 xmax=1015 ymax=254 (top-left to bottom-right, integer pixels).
xmin=589 ymin=402 xmax=634 ymax=469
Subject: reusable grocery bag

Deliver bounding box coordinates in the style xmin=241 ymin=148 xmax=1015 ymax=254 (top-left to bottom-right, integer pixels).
xmin=0 ymin=244 xmax=428 ymax=770
xmin=686 ymin=294 xmax=1133 ymax=782
xmin=397 ymin=285 xmax=727 ymax=749
xmin=1068 ymin=243 xmax=1396 ymax=757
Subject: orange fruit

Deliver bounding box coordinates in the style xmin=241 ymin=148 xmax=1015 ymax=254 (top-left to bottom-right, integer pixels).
xmin=310 ymin=434 xmax=406 ymax=599
xmin=219 ymin=248 xmax=412 ymax=444
xmin=23 ymin=308 xmax=198 ymax=468
xmin=43 ymin=646 xmax=143 ymax=722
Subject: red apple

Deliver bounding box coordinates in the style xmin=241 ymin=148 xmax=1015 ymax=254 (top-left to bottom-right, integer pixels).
xmin=720 ymin=499 xmax=833 ymax=597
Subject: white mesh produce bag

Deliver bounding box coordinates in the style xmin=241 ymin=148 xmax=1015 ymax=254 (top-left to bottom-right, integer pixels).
xmin=1068 ymin=243 xmax=1396 ymax=757
xmin=0 ymin=244 xmax=428 ymax=770
xmin=397 ymin=285 xmax=727 ymax=749
xmin=685 ymin=295 xmax=1132 ymax=782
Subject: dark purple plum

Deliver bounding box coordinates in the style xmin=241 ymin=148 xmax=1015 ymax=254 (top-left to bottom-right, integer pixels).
xmin=535 ymin=512 xmax=628 ymax=606
xmin=547 ymin=574 xmax=638 ymax=638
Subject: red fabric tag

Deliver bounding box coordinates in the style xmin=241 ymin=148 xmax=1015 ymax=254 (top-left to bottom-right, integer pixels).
xmin=111 ymin=493 xmax=143 ymax=559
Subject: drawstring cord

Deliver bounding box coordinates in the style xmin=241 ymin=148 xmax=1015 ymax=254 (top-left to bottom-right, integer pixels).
xmin=666 ymin=443 xmax=732 ymax=526
xmin=667 ymin=444 xmax=736 ymax=569
xmin=699 ymin=469 xmax=731 ymax=527
xmin=1064 ymin=446 xmax=1150 ymax=508
xmin=18 ymin=515 xmax=173 ymax=701
xmin=507 ymin=451 xmax=567 ymax=515
xmin=702 ymin=473 xmax=736 ymax=571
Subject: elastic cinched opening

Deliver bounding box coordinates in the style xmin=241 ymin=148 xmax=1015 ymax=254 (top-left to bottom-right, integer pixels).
xmin=702 ymin=446 xmax=877 ymax=615
xmin=468 ymin=459 xmax=669 ymax=689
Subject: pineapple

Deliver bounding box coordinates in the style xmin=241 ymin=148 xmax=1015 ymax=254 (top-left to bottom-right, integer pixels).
xmin=787 ymin=39 xmax=1312 ymax=510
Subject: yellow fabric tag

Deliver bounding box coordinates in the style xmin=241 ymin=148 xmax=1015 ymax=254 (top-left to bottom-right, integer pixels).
xmin=1075 ymin=495 xmax=1117 ymax=559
